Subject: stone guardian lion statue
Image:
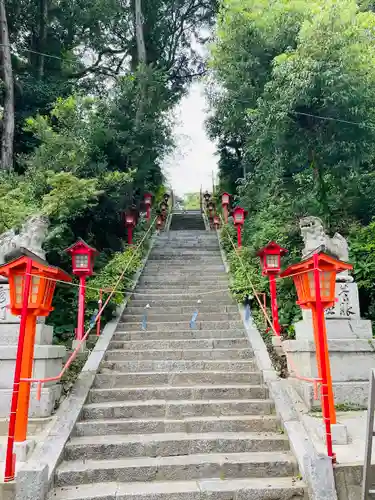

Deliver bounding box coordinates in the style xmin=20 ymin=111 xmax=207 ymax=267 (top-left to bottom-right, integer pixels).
xmin=299 ymin=216 xmax=352 ymax=282
xmin=0 ymin=215 xmax=49 ymax=265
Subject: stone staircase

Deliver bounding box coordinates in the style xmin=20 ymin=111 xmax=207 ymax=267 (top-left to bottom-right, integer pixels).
xmin=48 ymin=214 xmax=307 ymax=500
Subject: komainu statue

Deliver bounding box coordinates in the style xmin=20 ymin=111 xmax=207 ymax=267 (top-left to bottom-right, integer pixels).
xmin=0 ymin=215 xmax=49 ymax=265
xmin=299 ymin=216 xmax=352 ymax=282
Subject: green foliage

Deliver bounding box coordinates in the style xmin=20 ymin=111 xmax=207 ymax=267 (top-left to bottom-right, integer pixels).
xmin=209 ymin=0 xmax=375 ymax=329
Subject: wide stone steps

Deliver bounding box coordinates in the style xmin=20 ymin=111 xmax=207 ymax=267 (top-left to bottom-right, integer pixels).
xmin=65 ymin=432 xmax=289 ymax=460
xmin=87 ymin=384 xmax=269 ymax=404
xmin=93 ymin=370 xmax=262 ymax=388
xmin=49 ymin=477 xmax=306 ymax=500
xmin=120 ymin=312 xmax=239 ymax=322
xmin=55 ymin=451 xmax=297 ymax=487
xmin=48 ymin=224 xmax=305 ymax=500
xmin=126 ymin=304 xmax=238 ymax=313
xmin=100 ymin=360 xmax=257 ymax=373
xmin=105 ymin=347 xmax=253 ymax=360
xmin=117 ymin=320 xmax=243 ymax=331
xmin=110 ymin=332 xmax=246 ymax=343
xmin=107 ymin=338 xmax=249 ymax=350
xmin=81 ymin=398 xmax=274 ymax=420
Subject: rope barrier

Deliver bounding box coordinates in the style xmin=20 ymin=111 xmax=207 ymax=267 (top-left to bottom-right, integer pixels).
xmin=21 ymin=215 xmax=158 ymax=395
xmin=218 ymin=215 xmax=322 ymax=398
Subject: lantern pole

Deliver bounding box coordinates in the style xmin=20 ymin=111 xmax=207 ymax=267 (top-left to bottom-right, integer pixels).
xmin=313 ymin=254 xmax=336 ymax=460
xmin=127 ymin=225 xmax=133 ymax=245
xmin=269 ymin=274 xmax=281 ymax=337
xmin=313 ymin=254 xmax=336 ymax=425
xmin=76 ymin=275 xmax=87 ymax=341
xmin=236 ymin=224 xmax=242 ymax=248
xmin=223 ymin=205 xmax=228 ymax=224
xmin=4 ymin=258 xmax=33 ymax=481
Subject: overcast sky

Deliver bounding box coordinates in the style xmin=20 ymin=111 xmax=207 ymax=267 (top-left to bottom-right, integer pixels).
xmin=163 ymin=82 xmax=218 ymax=197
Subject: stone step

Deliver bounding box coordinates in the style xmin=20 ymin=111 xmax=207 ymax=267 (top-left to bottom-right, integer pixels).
xmin=134 ymin=285 xmax=229 ymax=293
xmin=148 ymin=257 xmax=224 ymax=262
xmin=74 ymin=415 xmax=278 ymax=437
xmin=118 ymin=321 xmax=243 ymax=331
xmin=107 ymin=338 xmax=249 ymax=350
xmin=137 ymin=278 xmax=228 ymax=286
xmin=65 ymin=432 xmax=289 ymax=460
xmin=111 ymin=331 xmax=246 ymax=343
xmin=143 ymin=264 xmax=226 ymax=271
xmin=129 ymin=298 xmax=236 ymax=306
xmin=105 ymin=348 xmax=253 ymax=361
xmin=49 ymin=477 xmax=306 ymax=500
xmin=120 ymin=313 xmax=239 ymax=323
xmin=88 ymin=385 xmax=268 ymax=404
xmin=125 ymin=305 xmax=238 ymax=314
xmin=82 ymin=398 xmax=274 ymax=420
xmin=93 ymin=371 xmax=262 ymax=388
xmin=100 ymin=360 xmax=257 ymax=373
xmin=55 ymin=451 xmax=297 ymax=487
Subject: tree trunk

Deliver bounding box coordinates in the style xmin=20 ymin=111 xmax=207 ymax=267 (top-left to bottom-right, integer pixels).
xmin=36 ymin=0 xmax=48 ymax=79
xmin=0 ymin=0 xmax=14 ymax=172
xmin=135 ymin=0 xmax=146 ymax=65
xmin=134 ymin=0 xmax=147 ymax=128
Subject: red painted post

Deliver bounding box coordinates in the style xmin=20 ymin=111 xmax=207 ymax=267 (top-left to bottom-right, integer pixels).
xmin=76 ymin=275 xmax=86 ymax=341
xmin=97 ymin=289 xmax=103 ymax=336
xmin=4 ymin=258 xmax=33 ymax=482
xmin=313 ymin=254 xmax=336 ymax=425
xmin=127 ymin=226 xmax=133 ymax=245
xmin=223 ymin=206 xmax=228 ymax=224
xmin=269 ymin=274 xmax=281 ymax=336
xmin=146 ymin=206 xmax=150 ymax=221
xmin=237 ymin=224 xmax=242 ymax=248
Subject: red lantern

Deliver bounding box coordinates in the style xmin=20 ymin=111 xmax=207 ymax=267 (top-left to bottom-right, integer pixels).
xmin=144 ymin=193 xmax=152 ymax=221
xmin=257 ymin=242 xmax=288 ymax=337
xmin=124 ymin=212 xmax=136 ymax=245
xmin=280 ymin=253 xmax=353 ymax=461
xmin=0 ymin=250 xmax=71 ymax=480
xmin=65 ymin=239 xmax=98 ymax=343
xmin=232 ymin=207 xmax=247 ymax=248
xmin=221 ymin=192 xmax=230 ymax=223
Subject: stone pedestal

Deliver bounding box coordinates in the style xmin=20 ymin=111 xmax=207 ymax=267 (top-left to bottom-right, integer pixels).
xmin=283 ymin=281 xmax=374 ymax=410
xmin=0 ymin=283 xmax=65 ymax=418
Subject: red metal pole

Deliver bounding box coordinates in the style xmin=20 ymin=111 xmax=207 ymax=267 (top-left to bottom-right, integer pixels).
xmin=97 ymin=288 xmax=103 ymax=337
xmin=313 ymin=253 xmax=336 ymax=460
xmin=4 ymin=258 xmax=33 ymax=482
xmin=146 ymin=206 xmax=150 ymax=221
xmin=237 ymin=225 xmax=242 ymax=248
xmin=269 ymin=274 xmax=281 ymax=336
xmin=127 ymin=226 xmax=133 ymax=245
xmin=77 ymin=275 xmax=86 ymax=341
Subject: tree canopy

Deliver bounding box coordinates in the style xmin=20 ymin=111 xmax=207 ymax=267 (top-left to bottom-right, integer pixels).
xmin=208 ymin=0 xmax=375 ymax=328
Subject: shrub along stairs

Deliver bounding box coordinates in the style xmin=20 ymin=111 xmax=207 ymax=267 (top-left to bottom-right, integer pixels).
xmin=49 ymin=213 xmax=307 ymax=500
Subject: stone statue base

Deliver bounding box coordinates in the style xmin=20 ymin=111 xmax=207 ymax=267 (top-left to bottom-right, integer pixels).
xmin=0 ymin=283 xmax=66 ymax=418
xmin=283 ymin=282 xmax=374 ymax=410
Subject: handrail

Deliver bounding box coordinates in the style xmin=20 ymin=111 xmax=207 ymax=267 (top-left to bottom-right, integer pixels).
xmin=218 ymin=214 xmax=322 ymax=396
xmin=362 ymin=369 xmax=375 ymax=499
xmin=21 ymin=215 xmax=158 ymax=399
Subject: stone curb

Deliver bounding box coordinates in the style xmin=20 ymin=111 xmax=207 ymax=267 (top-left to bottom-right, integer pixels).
xmin=215 ymin=229 xmax=338 ymax=500
xmin=15 ymin=232 xmax=158 ymax=500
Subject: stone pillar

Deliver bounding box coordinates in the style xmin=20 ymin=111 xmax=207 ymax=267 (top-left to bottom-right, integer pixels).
xmin=283 ymin=280 xmax=375 ymax=409
xmin=0 ymin=282 xmax=66 ymax=418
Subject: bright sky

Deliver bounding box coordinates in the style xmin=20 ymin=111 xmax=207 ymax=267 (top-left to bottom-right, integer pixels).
xmin=164 ymin=82 xmax=218 ymax=197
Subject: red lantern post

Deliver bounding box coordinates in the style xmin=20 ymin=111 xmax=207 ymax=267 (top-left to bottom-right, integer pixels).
xmin=144 ymin=193 xmax=152 ymax=222
xmin=124 ymin=212 xmax=136 ymax=245
xmin=221 ymin=192 xmax=230 ymax=224
xmin=65 ymin=239 xmax=98 ymax=343
xmin=156 ymin=215 xmax=163 ymax=231
xmin=0 ymin=250 xmax=71 ymax=481
xmin=257 ymin=241 xmax=288 ymax=337
xmin=280 ymin=252 xmax=353 ymax=460
xmin=213 ymin=215 xmax=220 ymax=230
xmin=233 ymin=207 xmax=247 ymax=248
